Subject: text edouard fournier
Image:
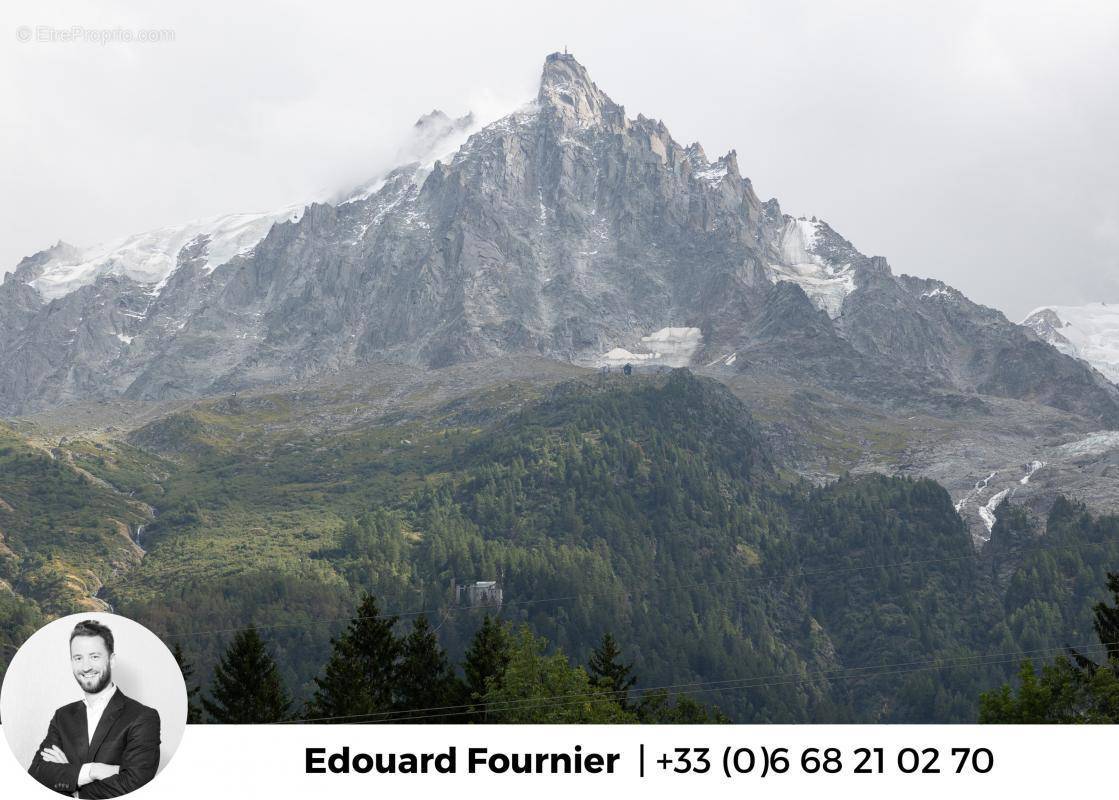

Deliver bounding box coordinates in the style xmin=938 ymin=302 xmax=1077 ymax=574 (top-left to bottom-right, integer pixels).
xmin=306 ymin=745 xmax=620 ymax=775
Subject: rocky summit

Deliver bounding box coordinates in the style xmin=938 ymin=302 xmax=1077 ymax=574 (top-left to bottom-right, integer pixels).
xmin=3 ymin=53 xmax=1118 ymax=427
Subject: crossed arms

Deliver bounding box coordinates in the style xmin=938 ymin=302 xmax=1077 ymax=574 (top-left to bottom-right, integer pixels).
xmin=29 ymin=707 xmax=161 ymax=798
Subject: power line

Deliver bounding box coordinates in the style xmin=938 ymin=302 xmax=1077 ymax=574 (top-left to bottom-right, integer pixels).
xmin=30 ymin=509 xmax=1115 ymax=723
xmin=279 ymin=639 xmax=1117 ymax=724
xmin=360 ymin=641 xmax=1118 ymax=724
xmin=94 ymin=530 xmax=1119 ymax=722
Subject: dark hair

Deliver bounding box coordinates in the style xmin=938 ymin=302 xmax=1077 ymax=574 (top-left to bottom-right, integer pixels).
xmin=70 ymin=620 xmax=114 ymax=655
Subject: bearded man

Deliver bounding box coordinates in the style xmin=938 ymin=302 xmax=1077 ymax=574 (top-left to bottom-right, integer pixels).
xmin=28 ymin=620 xmax=161 ymax=797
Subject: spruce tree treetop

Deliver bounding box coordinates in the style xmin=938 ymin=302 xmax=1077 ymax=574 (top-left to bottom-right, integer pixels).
xmin=307 ymin=593 xmax=402 ymax=721
xmin=202 ymin=628 xmax=291 ymax=724
xmin=1070 ymin=571 xmax=1119 ymax=673
xmin=588 ymin=632 xmax=637 ymax=710
xmin=395 ymin=614 xmax=465 ymax=722
xmin=463 ymin=615 xmax=512 ymax=702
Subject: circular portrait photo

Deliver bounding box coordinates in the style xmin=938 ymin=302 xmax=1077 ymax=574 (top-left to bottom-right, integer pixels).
xmin=1 ymin=613 xmax=187 ymax=797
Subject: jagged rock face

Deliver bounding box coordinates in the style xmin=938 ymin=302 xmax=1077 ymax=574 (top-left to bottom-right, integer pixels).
xmin=837 ymin=271 xmax=1119 ymax=423
xmin=3 ymin=52 xmax=1119 ymax=426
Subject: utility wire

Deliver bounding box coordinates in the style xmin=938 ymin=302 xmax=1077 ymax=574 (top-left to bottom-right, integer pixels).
xmin=72 ymin=531 xmax=1116 ymax=723
xmin=278 ymin=639 xmax=1117 ymax=724
xmin=368 ymin=641 xmax=1117 ymax=724
xmin=45 ymin=511 xmax=1119 ymax=723
xmin=290 ymin=642 xmax=1117 ymax=723
xmin=372 ymin=650 xmax=1089 ymax=725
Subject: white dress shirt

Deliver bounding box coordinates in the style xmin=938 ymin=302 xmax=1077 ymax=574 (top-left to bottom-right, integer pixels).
xmin=77 ymin=684 xmax=117 ymax=788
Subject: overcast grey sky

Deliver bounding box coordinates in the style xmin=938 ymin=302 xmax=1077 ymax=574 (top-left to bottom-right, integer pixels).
xmin=3 ymin=0 xmax=1117 ymax=320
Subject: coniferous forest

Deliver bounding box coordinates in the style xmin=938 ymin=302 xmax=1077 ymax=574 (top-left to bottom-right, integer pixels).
xmin=3 ymin=370 xmax=1119 ymax=722
xmin=183 ymin=601 xmax=724 ymax=724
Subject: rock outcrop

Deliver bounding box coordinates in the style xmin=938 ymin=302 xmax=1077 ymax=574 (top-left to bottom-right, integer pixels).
xmin=3 ymin=53 xmax=1118 ymax=427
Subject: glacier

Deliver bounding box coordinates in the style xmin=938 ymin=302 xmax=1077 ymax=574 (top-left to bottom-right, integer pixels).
xmin=28 ymin=205 xmax=307 ymax=300
xmin=1022 ymin=303 xmax=1119 ymax=384
xmin=767 ymin=217 xmax=855 ymax=319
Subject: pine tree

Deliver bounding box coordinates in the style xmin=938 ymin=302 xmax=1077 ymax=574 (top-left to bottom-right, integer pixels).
xmin=1070 ymin=571 xmax=1119 ymax=672
xmin=306 ymin=593 xmax=401 ymax=722
xmin=462 ymin=615 xmax=512 ymax=721
xmin=587 ymin=632 xmax=636 ymax=710
xmin=1098 ymin=572 xmax=1119 ymax=663
xmin=395 ymin=615 xmax=464 ymax=721
xmin=171 ymin=643 xmax=203 ymax=724
xmin=202 ymin=628 xmax=291 ymax=723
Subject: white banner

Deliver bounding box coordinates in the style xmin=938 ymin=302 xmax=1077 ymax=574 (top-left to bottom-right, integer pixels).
xmin=1 ymin=724 xmax=1114 ymax=799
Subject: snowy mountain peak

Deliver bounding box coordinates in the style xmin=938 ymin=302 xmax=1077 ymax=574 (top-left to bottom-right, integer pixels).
xmin=7 ymin=240 xmax=81 ymax=284
xmin=16 ymin=110 xmax=483 ymax=303
xmin=1022 ymin=303 xmax=1119 ymax=384
xmin=25 ymin=204 xmax=307 ymax=301
xmin=5 ymin=51 xmax=1119 ymax=431
xmin=1022 ymin=307 xmax=1068 ymax=339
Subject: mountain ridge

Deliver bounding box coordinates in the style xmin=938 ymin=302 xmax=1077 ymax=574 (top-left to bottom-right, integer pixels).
xmin=2 ymin=52 xmax=1117 ymax=429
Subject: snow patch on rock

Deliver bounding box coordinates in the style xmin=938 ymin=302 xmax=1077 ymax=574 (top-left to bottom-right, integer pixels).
xmin=693 ymin=163 xmax=728 ymax=184
xmin=705 ymin=351 xmax=738 ymax=368
xmin=595 ymin=326 xmax=703 ymax=368
xmin=1057 ymin=431 xmax=1119 ymax=457
xmin=921 ymin=285 xmax=957 ymax=301
xmin=767 ymin=218 xmax=854 ymax=319
xmin=600 ymin=347 xmax=659 ymax=364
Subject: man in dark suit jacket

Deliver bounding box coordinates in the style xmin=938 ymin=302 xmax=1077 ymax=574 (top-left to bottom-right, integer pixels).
xmin=29 ymin=620 xmax=161 ymax=798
